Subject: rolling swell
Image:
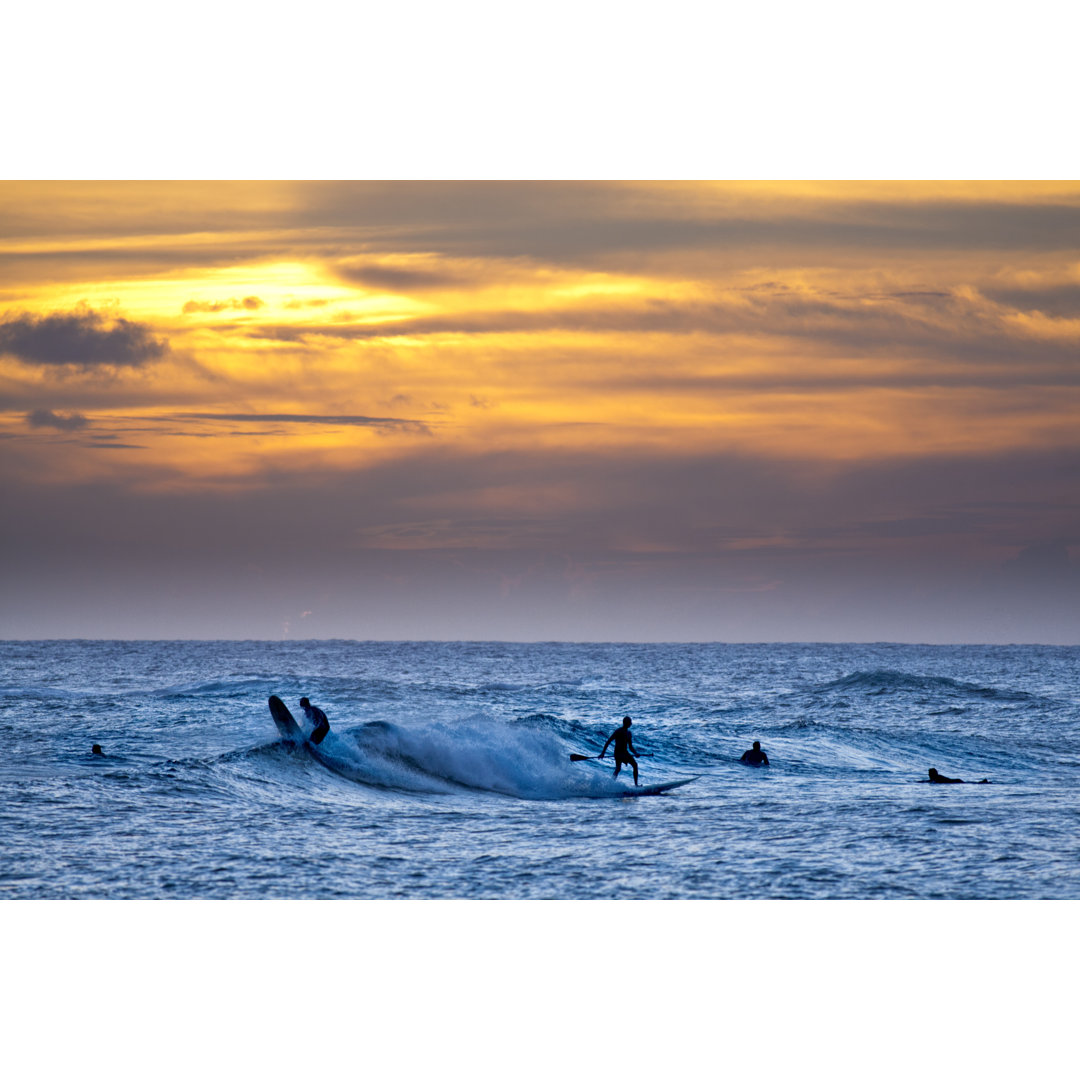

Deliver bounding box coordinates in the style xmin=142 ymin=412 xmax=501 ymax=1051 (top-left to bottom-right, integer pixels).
xmin=151 ymin=677 xmax=273 ymax=701
xmin=815 ymin=669 xmax=1037 ymax=702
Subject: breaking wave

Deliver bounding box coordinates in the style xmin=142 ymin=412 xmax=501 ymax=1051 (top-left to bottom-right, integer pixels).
xmin=269 ymin=717 xmax=688 ymax=800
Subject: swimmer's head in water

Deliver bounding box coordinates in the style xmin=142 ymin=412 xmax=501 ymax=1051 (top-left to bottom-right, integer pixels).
xmin=622 ymin=716 xmax=632 ymax=727
xmin=299 ymin=697 xmax=310 ymax=708
xmin=753 ymin=741 xmax=761 ymax=750
xmin=928 ymin=768 xmax=939 ymax=778
xmin=91 ymin=744 xmax=103 ymax=755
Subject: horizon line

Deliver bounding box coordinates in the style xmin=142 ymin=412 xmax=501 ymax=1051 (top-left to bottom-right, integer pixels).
xmin=2 ymin=637 xmax=1077 ymax=648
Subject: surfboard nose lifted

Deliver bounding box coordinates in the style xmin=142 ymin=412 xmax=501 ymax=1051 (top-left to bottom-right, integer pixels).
xmin=269 ymin=695 xmax=304 ymax=740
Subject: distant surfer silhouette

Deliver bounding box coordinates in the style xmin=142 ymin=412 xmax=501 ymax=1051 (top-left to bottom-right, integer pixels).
xmin=926 ymin=768 xmax=989 ymax=784
xmin=91 ymin=744 xmax=104 ymax=756
xmin=740 ymin=740 xmax=769 ymax=766
xmin=600 ymin=716 xmax=639 ymax=785
xmin=299 ymin=697 xmax=330 ymax=745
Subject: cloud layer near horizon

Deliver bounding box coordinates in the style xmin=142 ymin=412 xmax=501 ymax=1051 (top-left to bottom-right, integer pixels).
xmin=2 ymin=182 xmax=1078 ymax=641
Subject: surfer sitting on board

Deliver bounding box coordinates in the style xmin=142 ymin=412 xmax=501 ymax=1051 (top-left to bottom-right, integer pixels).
xmin=299 ymin=697 xmax=330 ymax=745
xmin=600 ymin=716 xmax=639 ymax=785
xmin=740 ymin=741 xmax=769 ymax=766
xmin=926 ymin=768 xmax=989 ymax=784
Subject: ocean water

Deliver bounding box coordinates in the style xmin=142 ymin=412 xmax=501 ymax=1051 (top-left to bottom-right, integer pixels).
xmin=2 ymin=640 xmax=1078 ymax=899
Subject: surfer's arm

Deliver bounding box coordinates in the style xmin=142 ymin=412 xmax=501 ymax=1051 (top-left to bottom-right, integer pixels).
xmin=599 ymin=731 xmax=615 ymax=758
xmin=761 ymin=752 xmax=769 ymax=765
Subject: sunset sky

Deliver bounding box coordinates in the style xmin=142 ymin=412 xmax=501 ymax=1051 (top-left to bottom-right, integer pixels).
xmin=2 ymin=181 xmax=1078 ymax=641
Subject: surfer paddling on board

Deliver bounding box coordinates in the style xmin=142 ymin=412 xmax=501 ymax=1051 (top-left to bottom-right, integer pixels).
xmin=600 ymin=716 xmax=639 ymax=785
xmin=299 ymin=697 xmax=330 ymax=745
xmin=926 ymin=768 xmax=989 ymax=784
xmin=740 ymin=740 xmax=769 ymax=766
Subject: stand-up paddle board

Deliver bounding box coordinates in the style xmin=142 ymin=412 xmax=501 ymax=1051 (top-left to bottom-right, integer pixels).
xmin=611 ymin=776 xmax=699 ymax=798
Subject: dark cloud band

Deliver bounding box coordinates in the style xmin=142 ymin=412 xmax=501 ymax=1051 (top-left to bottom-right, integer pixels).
xmin=26 ymin=408 xmax=89 ymax=431
xmin=173 ymin=412 xmax=430 ymax=433
xmin=0 ymin=308 xmax=169 ymax=368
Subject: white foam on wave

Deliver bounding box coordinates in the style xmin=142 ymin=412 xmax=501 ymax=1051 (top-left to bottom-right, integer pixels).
xmin=312 ymin=716 xmax=639 ymax=800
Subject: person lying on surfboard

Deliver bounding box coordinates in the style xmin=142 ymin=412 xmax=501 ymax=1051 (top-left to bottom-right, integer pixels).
xmin=599 ymin=716 xmax=639 ymax=785
xmin=299 ymin=697 xmax=330 ymax=745
xmin=740 ymin=741 xmax=769 ymax=766
xmin=926 ymin=768 xmax=989 ymax=784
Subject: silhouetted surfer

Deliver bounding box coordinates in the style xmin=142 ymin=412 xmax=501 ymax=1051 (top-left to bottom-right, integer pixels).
xmin=300 ymin=697 xmax=330 ymax=745
xmin=926 ymin=768 xmax=989 ymax=784
xmin=600 ymin=716 xmax=639 ymax=785
xmin=91 ymin=744 xmax=104 ymax=756
xmin=740 ymin=740 xmax=769 ymax=766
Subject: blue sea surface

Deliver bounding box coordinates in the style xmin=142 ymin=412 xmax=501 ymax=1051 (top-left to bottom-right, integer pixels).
xmin=2 ymin=640 xmax=1078 ymax=899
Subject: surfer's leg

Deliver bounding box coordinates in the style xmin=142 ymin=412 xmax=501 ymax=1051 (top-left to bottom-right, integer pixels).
xmin=631 ymin=757 xmax=639 ymax=785
xmin=613 ymin=759 xmax=622 ymax=779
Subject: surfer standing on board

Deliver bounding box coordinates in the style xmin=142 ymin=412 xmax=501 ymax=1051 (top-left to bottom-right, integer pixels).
xmin=600 ymin=716 xmax=639 ymax=785
xmin=299 ymin=697 xmax=330 ymax=745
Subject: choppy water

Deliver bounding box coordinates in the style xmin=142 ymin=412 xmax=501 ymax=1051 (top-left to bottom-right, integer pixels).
xmin=2 ymin=640 xmax=1078 ymax=898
